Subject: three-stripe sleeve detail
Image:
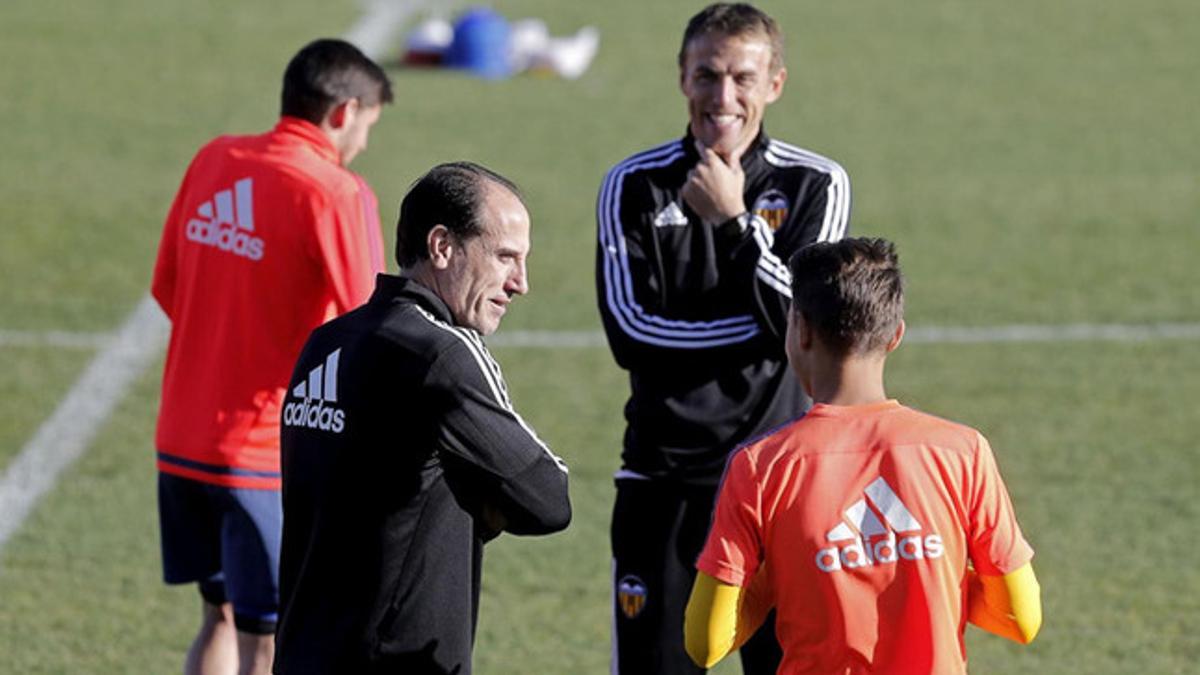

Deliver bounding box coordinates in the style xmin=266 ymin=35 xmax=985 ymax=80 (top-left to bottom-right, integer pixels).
xmin=747 ymin=214 xmax=793 ymax=298
xmin=763 ymin=140 xmax=851 ymax=244
xmin=414 ymin=307 xmax=568 ymax=473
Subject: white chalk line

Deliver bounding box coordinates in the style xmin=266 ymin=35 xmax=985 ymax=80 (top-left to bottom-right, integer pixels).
xmin=0 ymin=4 xmax=416 ymax=559
xmin=0 ymin=297 xmax=169 ymax=552
xmin=0 ymin=329 xmax=114 ymax=350
xmin=343 ymin=0 xmax=431 ymax=59
xmin=4 ymin=322 xmax=1200 ymax=352
xmin=903 ymin=322 xmax=1200 ymax=344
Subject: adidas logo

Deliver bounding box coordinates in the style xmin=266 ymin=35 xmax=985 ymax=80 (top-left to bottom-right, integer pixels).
xmin=283 ymin=348 xmax=345 ymax=433
xmin=652 ymin=201 xmax=689 ymax=227
xmin=814 ymin=477 xmax=944 ymax=573
xmin=184 ymin=177 xmax=265 ymax=261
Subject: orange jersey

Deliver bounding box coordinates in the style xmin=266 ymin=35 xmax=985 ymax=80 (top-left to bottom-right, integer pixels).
xmin=151 ymin=117 xmax=385 ymax=489
xmin=696 ymin=400 xmax=1033 ymax=674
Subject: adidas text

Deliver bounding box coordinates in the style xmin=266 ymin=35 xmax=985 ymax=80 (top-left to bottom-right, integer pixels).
xmin=282 ymin=399 xmax=345 ymax=433
xmin=186 ymin=219 xmax=265 ymax=260
xmin=285 ymin=348 xmax=345 ymax=433
xmin=816 ymin=477 xmax=944 ymax=573
xmin=815 ymin=533 xmax=944 ymax=573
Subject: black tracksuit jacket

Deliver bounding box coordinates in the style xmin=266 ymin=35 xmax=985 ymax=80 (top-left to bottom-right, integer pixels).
xmin=596 ymin=129 xmax=851 ymax=485
xmin=274 ymin=274 xmax=571 ymax=675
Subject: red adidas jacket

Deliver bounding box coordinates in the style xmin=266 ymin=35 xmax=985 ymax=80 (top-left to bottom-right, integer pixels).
xmin=151 ymin=117 xmax=385 ymax=489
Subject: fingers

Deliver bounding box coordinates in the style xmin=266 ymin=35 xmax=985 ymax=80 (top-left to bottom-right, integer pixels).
xmin=684 ymin=145 xmax=747 ymax=225
xmin=695 ymin=148 xmax=737 ymax=177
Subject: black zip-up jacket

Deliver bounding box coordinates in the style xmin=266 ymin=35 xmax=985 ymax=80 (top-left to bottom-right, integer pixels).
xmin=274 ymin=274 xmax=571 ymax=675
xmin=596 ymin=129 xmax=851 ymax=485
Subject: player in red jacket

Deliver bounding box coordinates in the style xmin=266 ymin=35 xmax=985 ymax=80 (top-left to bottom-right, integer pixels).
xmin=686 ymin=238 xmax=1041 ymax=674
xmin=150 ymin=39 xmax=391 ymax=675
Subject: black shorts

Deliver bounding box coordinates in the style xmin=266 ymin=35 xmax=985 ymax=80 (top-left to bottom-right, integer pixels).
xmin=610 ymin=476 xmax=780 ymax=674
xmin=157 ymin=472 xmax=281 ymax=634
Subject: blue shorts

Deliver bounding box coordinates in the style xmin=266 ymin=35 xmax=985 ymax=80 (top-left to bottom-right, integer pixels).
xmin=157 ymin=471 xmax=281 ymax=634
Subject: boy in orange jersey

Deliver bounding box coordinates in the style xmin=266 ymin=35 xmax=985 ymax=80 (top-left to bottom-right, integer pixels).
xmin=685 ymin=238 xmax=1041 ymax=673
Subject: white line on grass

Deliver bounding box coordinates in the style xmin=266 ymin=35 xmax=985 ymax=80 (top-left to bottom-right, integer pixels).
xmin=0 ymin=297 xmax=169 ymax=552
xmin=3 ymin=322 xmax=1200 ymax=352
xmin=0 ymin=6 xmax=415 ymax=559
xmin=905 ymin=322 xmax=1200 ymax=344
xmin=0 ymin=329 xmax=113 ymax=350
xmin=344 ymin=0 xmax=429 ymax=59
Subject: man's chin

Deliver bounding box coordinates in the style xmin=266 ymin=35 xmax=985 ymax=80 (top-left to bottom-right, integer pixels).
xmin=700 ymin=136 xmax=745 ymax=160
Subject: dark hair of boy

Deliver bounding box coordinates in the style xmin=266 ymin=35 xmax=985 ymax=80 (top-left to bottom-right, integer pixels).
xmin=788 ymin=238 xmax=905 ymax=357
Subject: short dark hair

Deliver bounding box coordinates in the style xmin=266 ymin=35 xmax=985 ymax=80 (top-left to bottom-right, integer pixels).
xmin=788 ymin=238 xmax=905 ymax=357
xmin=679 ymin=3 xmax=785 ymax=73
xmin=394 ymin=162 xmax=524 ymax=268
xmin=280 ymin=39 xmax=393 ymax=124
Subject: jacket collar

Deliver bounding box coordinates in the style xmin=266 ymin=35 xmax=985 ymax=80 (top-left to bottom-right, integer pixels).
xmin=372 ymin=273 xmax=457 ymax=326
xmin=274 ymin=116 xmax=341 ymax=165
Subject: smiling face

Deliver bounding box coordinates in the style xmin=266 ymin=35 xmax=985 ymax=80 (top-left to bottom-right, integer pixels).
xmin=439 ymin=183 xmax=530 ymax=335
xmin=680 ymin=31 xmax=786 ymax=160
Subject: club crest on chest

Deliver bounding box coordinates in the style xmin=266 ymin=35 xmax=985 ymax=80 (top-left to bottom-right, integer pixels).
xmin=753 ymin=189 xmax=789 ymax=231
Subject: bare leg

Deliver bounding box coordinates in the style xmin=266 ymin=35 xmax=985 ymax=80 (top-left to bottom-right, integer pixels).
xmin=236 ymin=631 xmax=275 ymax=675
xmin=185 ymin=601 xmax=237 ymax=675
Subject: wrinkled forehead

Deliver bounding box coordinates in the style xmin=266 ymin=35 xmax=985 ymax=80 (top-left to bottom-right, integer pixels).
xmin=475 ymin=182 xmax=531 ymax=252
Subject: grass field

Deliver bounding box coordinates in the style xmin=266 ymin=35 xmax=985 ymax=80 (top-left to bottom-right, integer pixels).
xmin=1 ymin=0 xmax=1198 ymax=673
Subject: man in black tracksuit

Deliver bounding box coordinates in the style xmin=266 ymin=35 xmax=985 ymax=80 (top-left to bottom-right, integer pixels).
xmin=275 ymin=162 xmax=570 ymax=675
xmin=596 ymin=5 xmax=850 ymax=673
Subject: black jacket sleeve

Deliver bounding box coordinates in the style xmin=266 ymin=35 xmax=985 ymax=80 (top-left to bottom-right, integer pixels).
xmin=426 ymin=331 xmax=571 ymax=536
xmin=596 ymin=160 xmax=765 ymax=370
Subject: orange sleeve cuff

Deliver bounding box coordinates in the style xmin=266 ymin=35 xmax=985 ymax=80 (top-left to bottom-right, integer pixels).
xmin=967 ymin=562 xmax=1042 ymax=644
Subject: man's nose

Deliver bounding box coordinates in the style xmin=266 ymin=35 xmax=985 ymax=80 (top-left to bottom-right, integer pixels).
xmin=716 ymin=75 xmax=737 ymax=107
xmin=507 ymin=261 xmax=529 ymax=296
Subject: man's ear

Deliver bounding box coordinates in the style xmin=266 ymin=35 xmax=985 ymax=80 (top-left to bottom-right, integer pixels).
xmin=790 ymin=309 xmax=814 ymax=352
xmin=325 ymin=98 xmax=358 ymax=131
xmin=765 ymin=66 xmax=787 ymax=104
xmin=426 ymin=225 xmax=454 ymax=270
xmin=885 ymin=319 xmax=906 ymax=353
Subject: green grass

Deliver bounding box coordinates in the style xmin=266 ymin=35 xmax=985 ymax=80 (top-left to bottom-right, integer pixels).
xmin=1 ymin=0 xmax=1198 ymax=672
xmin=0 ymin=346 xmax=92 ymax=468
